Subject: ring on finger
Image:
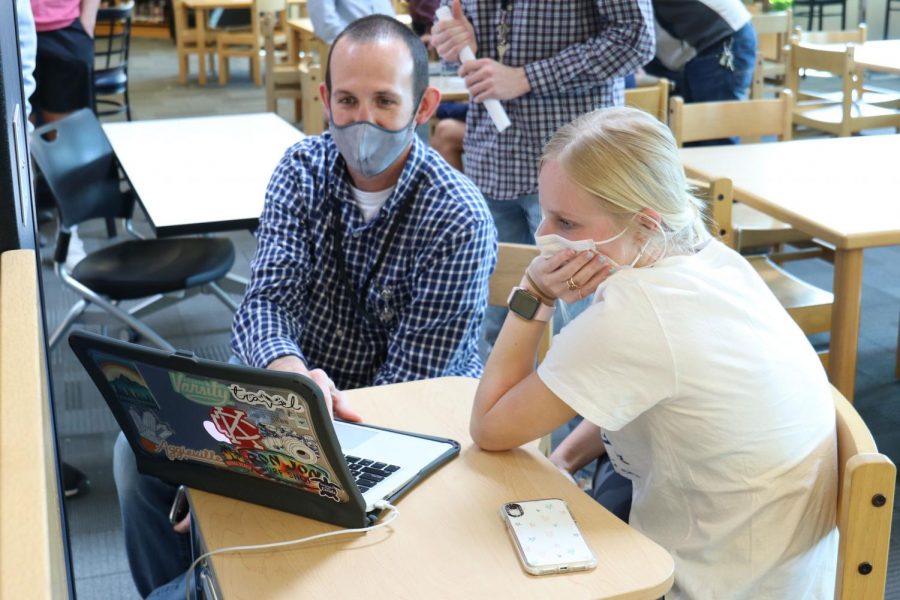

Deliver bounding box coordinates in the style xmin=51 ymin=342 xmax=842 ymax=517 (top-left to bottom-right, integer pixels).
xmin=566 ymin=277 xmax=580 ymax=291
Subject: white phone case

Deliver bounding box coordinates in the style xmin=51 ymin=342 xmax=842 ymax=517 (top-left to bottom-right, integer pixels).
xmin=501 ymin=498 xmax=598 ymax=576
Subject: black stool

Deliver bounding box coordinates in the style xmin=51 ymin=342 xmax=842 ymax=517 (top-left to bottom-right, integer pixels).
xmin=792 ymin=0 xmax=847 ymax=30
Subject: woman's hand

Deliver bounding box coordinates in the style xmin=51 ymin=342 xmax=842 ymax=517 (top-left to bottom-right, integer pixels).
xmin=527 ymin=249 xmax=613 ymax=304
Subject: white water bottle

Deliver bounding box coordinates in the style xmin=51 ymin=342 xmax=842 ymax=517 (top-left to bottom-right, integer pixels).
xmin=435 ymin=6 xmax=511 ymax=133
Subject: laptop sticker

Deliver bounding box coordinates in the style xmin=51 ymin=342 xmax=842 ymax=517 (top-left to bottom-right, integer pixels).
xmin=169 ymin=372 xmax=231 ymax=406
xmin=98 ymin=357 xmax=160 ymax=412
xmin=209 ymin=406 xmax=265 ymax=450
xmin=129 ymin=408 xmax=175 ymax=453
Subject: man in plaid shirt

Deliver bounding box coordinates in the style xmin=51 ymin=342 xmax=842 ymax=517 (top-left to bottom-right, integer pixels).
xmin=432 ymin=0 xmax=654 ymax=342
xmin=114 ymin=16 xmax=497 ymax=599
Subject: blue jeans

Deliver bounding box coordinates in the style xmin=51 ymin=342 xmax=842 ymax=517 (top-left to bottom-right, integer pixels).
xmin=113 ymin=433 xmax=195 ymax=598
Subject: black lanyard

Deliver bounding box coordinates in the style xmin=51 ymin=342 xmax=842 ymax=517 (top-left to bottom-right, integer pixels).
xmin=330 ymin=190 xmax=416 ymax=328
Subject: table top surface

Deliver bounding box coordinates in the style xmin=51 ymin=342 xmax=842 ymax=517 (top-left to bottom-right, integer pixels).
xmin=104 ymin=113 xmax=303 ymax=236
xmin=680 ymin=134 xmax=900 ymax=250
xmin=189 ymin=377 xmax=675 ymax=599
xmin=288 ymin=13 xmax=411 ymax=33
xmin=804 ymin=39 xmax=900 ymax=74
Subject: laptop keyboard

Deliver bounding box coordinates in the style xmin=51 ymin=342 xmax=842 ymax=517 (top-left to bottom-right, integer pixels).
xmin=344 ymin=456 xmax=401 ymax=493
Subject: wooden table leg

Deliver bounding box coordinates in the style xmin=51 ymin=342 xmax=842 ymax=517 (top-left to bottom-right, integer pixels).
xmin=829 ymin=248 xmax=864 ymax=402
xmin=176 ymin=3 xmax=189 ymax=84
xmin=197 ymin=9 xmax=208 ymax=86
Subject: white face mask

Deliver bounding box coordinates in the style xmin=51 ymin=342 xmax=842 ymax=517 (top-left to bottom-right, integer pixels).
xmin=534 ymin=225 xmax=662 ymax=270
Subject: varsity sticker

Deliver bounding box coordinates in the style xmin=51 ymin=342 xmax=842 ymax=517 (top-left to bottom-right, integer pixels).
xmin=209 ymin=407 xmax=265 ymax=450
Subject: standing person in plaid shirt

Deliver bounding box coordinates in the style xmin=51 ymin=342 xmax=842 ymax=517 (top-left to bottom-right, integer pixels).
xmin=113 ymin=16 xmax=497 ymax=599
xmin=431 ymin=0 xmax=654 ymax=346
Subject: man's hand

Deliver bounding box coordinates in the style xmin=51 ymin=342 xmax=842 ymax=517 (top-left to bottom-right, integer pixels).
xmin=459 ymin=59 xmax=531 ymax=102
xmin=431 ymin=0 xmax=477 ymax=63
xmin=173 ymin=513 xmax=191 ymax=534
xmin=267 ymin=356 xmax=362 ymax=422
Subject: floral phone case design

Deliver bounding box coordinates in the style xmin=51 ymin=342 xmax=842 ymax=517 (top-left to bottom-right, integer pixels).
xmin=501 ymin=498 xmax=598 ymax=576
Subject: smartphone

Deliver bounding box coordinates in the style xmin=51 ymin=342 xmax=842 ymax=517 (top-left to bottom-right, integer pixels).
xmin=500 ymin=498 xmax=597 ymax=576
xmin=169 ymin=485 xmax=190 ymax=526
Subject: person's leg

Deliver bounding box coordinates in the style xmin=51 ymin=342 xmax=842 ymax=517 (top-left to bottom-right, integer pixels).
xmin=481 ymin=193 xmax=540 ymax=357
xmin=590 ymin=455 xmax=633 ymax=522
xmin=431 ymin=118 xmax=466 ymax=172
xmin=113 ymin=433 xmax=193 ymax=597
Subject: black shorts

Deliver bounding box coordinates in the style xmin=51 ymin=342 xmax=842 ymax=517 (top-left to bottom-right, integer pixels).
xmin=31 ymin=19 xmax=94 ymax=115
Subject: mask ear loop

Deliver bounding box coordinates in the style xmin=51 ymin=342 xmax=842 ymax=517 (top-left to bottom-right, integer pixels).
xmin=631 ymin=213 xmax=667 ymax=268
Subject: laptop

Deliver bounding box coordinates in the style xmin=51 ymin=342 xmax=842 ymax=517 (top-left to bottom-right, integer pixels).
xmin=69 ymin=331 xmax=460 ymax=528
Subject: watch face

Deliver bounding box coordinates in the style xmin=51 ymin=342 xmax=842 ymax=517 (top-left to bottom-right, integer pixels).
xmin=509 ymin=289 xmax=539 ymax=320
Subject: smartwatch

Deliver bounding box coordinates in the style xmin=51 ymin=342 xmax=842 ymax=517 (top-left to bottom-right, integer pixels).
xmin=507 ymin=287 xmax=555 ymax=322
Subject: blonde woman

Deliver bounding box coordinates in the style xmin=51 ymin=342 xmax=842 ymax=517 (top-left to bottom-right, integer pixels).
xmin=472 ymin=107 xmax=838 ymax=599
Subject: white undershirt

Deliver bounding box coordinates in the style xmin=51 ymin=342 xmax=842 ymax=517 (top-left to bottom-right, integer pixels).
xmin=349 ymin=184 xmax=395 ymax=223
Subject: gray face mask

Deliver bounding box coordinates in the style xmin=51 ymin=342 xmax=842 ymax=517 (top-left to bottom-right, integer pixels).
xmin=329 ymin=109 xmax=418 ymax=178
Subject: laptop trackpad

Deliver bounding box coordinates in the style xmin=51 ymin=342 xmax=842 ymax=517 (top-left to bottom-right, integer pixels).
xmin=335 ymin=422 xmax=379 ymax=450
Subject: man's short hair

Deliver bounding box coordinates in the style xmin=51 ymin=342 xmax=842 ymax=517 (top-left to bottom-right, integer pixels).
xmin=325 ymin=14 xmax=429 ymax=103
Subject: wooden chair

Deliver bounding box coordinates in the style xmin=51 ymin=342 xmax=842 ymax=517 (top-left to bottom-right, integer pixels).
xmin=173 ymin=0 xmax=219 ymax=84
xmin=489 ymin=243 xmax=553 ymax=455
xmin=669 ymin=92 xmax=813 ymax=254
xmin=262 ymin=6 xmax=302 ymax=121
xmin=624 ymin=78 xmax=670 ymax=123
xmin=750 ymin=10 xmax=793 ymax=100
xmin=791 ymin=25 xmax=900 ymax=109
xmin=696 ymin=177 xmax=833 ymax=365
xmin=216 ymin=0 xmax=263 ymax=86
xmin=832 ymin=386 xmax=895 ymax=599
xmin=786 ymin=42 xmax=900 ymax=137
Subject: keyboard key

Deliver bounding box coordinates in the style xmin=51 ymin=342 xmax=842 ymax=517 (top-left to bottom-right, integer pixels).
xmin=359 ymin=459 xmax=374 ymax=467
xmin=384 ymin=465 xmax=400 ymax=473
xmin=372 ymin=462 xmax=387 ymax=470
xmin=344 ymin=455 xmax=361 ymax=464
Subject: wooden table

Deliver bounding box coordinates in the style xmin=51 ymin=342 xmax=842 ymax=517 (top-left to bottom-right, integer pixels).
xmin=852 ymin=40 xmax=900 ymax=75
xmin=189 ymin=377 xmax=675 ymax=599
xmin=0 ymin=250 xmax=69 ymax=599
xmin=178 ymin=0 xmax=252 ymax=85
xmin=285 ymin=13 xmax=413 ymax=68
xmin=681 ymin=134 xmax=900 ymax=401
xmin=103 ymin=113 xmax=303 ymax=237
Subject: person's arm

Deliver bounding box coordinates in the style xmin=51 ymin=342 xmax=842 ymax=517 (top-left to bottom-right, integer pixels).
xmin=470 ymin=249 xmax=610 ymax=451
xmin=79 ymin=0 xmax=101 ymax=38
xmin=549 ymin=420 xmax=607 ymax=475
xmin=231 ymin=152 xmax=311 ymax=371
xmin=370 ymin=202 xmax=496 ymax=385
xmin=306 ymin=0 xmax=347 ymax=45
xmin=522 ymin=0 xmax=655 ymax=98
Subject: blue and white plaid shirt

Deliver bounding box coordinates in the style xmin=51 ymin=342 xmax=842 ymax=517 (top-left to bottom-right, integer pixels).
xmin=231 ymin=133 xmax=497 ymax=390
xmin=447 ymin=0 xmax=655 ymax=200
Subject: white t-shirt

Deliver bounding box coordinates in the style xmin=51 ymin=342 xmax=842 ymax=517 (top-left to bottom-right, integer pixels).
xmin=350 ymin=184 xmax=395 ymax=223
xmin=538 ymin=240 xmax=838 ymax=600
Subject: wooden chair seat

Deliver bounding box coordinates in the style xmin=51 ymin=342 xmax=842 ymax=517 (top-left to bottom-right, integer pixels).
xmin=793 ymin=100 xmax=900 ymax=132
xmin=745 ymin=255 xmax=833 ymax=334
xmin=216 ymin=2 xmax=262 ymax=86
xmin=732 ymin=203 xmax=815 ymax=249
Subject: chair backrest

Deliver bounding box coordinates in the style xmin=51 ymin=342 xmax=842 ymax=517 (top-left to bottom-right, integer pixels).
xmin=794 ymin=23 xmax=867 ymax=44
xmin=668 ymin=90 xmax=794 ymax=146
xmin=95 ymin=1 xmax=134 ymax=70
xmin=30 ymin=109 xmax=133 ymax=233
xmin=489 ymin=243 xmax=551 ymax=362
xmin=752 ymin=9 xmax=793 ymax=61
xmin=832 ymin=386 xmax=895 ymax=600
xmin=786 ymin=42 xmax=855 ymax=117
xmin=624 ymin=78 xmax=670 ymax=123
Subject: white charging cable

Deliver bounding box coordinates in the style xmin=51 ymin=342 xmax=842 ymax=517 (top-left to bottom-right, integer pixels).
xmin=182 ymin=500 xmax=399 ymax=600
